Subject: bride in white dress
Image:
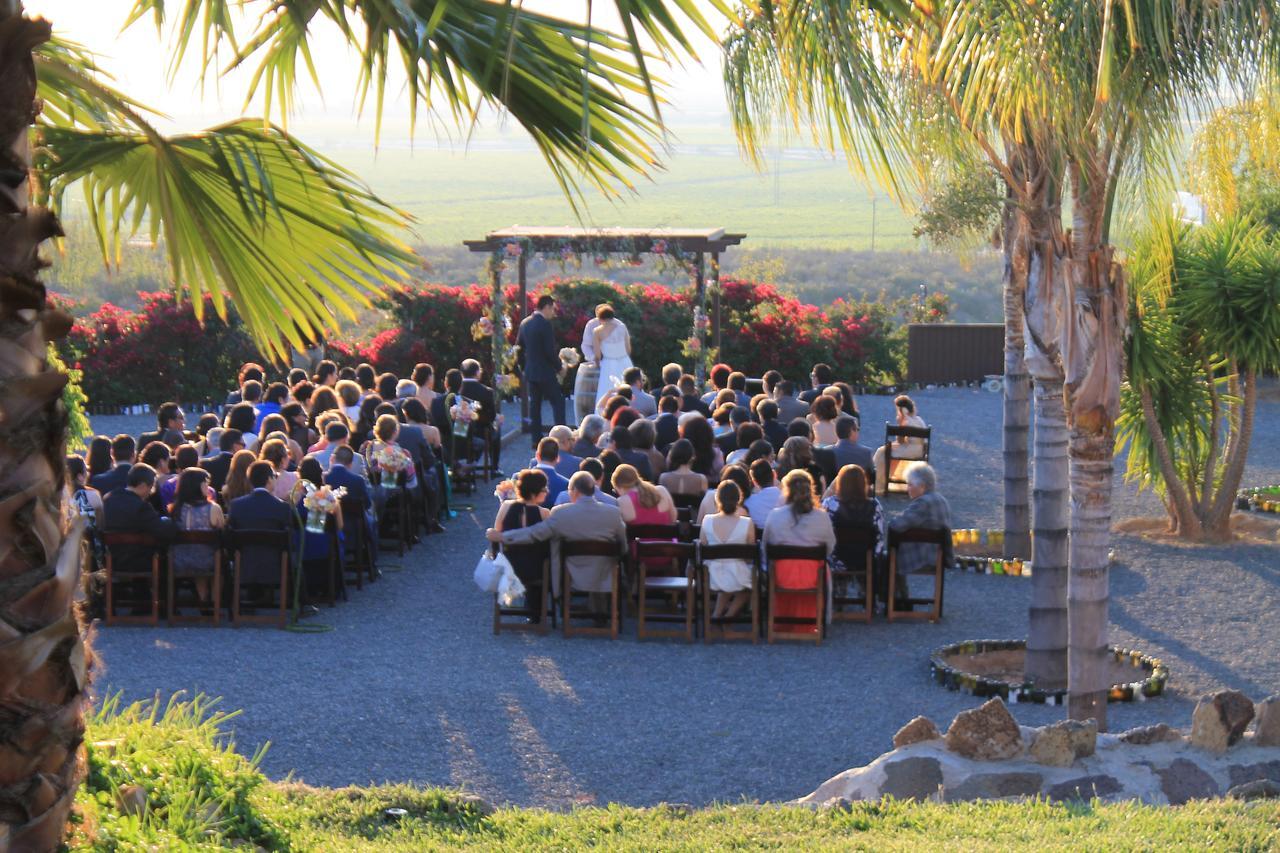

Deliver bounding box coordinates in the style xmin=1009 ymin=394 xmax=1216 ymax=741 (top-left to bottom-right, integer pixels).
xmin=590 ymin=304 xmax=633 ymax=407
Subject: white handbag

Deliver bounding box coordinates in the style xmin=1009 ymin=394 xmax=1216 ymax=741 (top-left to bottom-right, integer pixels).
xmin=473 ymin=550 xmax=511 ymax=593
xmin=497 ymin=561 xmax=527 ymax=607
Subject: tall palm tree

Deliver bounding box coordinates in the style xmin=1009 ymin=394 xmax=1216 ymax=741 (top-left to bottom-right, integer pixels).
xmin=1 ymin=1 xmax=721 ymax=847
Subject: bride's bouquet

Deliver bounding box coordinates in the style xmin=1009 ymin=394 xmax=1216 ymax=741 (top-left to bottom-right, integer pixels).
xmin=302 ymin=481 xmax=347 ymax=534
xmin=558 ymin=347 xmax=581 ymax=381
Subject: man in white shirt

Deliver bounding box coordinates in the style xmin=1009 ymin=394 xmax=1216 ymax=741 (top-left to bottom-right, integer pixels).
xmin=744 ymin=459 xmax=782 ymax=528
xmin=311 ymin=422 xmax=368 ymax=476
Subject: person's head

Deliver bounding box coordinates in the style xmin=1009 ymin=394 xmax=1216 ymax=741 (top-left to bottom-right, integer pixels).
xmin=781 ymin=469 xmax=816 ymax=518
xmin=609 ymin=426 xmax=634 ymax=452
xmin=313 ymin=359 xmax=338 ymax=387
xmin=66 ymin=455 xmax=88 ymax=488
xmin=745 ymin=439 xmax=774 ymax=466
xmin=139 ymin=441 xmax=170 ymax=473
xmin=611 ymin=406 xmax=642 ymax=431
xmin=780 ymin=435 xmax=814 ymax=470
xmin=460 ymin=358 xmax=482 ymax=380
xmin=629 ymin=418 xmax=656 ymax=450
xmin=264 ymin=382 xmax=289 ymax=406
xmin=156 ymin=402 xmax=184 ymax=432
xmin=579 ymin=414 xmax=608 ymax=447
xmin=762 ymin=370 xmax=782 ymax=396
xmin=895 ymin=394 xmax=916 ymax=417
xmin=339 ymin=366 xmax=357 ymax=382
xmin=549 ymin=424 xmax=575 ymax=451
xmin=174 ymin=443 xmax=200 ymax=473
xmin=358 ymin=394 xmax=384 ymax=427
xmin=248 ymin=460 xmax=276 ymax=490
xmin=568 ymin=470 xmax=597 ymax=500
xmin=444 ymin=368 xmax=463 ymax=394
xmin=204 ymin=428 xmax=225 ymax=454
xmin=714 ymin=390 xmax=736 ymax=411
xmin=309 ymin=386 xmax=342 ymax=421
xmin=376 ymin=372 xmax=398 ymax=400
xmin=679 ymin=416 xmax=715 ymax=467
xmin=375 ymin=414 xmax=400 ymax=443
xmin=597 ymin=449 xmax=622 ymax=491
xmin=720 ymin=464 xmax=752 ymax=500
xmin=298 ymin=456 xmax=324 ymax=488
xmin=836 ymin=414 xmax=861 ymax=442
xmin=87 ymin=436 xmax=112 ymax=477
xmin=395 ymin=379 xmax=419 ymax=400
xmin=196 ymin=412 xmax=220 ymax=438
xmin=776 ymin=379 xmax=796 ymax=398
xmin=401 ymin=398 xmax=429 ymax=425
xmin=515 ymin=468 xmax=549 ymax=502
xmin=709 ymin=363 xmax=732 ymax=390
xmin=412 ymin=363 xmax=435 ymax=389
xmin=291 ymin=380 xmax=315 ymax=407
xmin=728 ymin=371 xmax=747 ymax=392
xmin=787 ymin=418 xmax=811 ymax=439
xmin=224 ymin=450 xmax=256 ymax=492
xmin=126 ymin=463 xmax=158 ymax=497
xmin=750 ymin=458 xmax=776 ymax=489
xmin=280 ymin=402 xmax=306 ymax=431
xmin=834 ymin=382 xmax=859 ymax=417
xmin=812 ymin=395 xmax=839 ymax=422
xmin=259 ymin=438 xmax=289 ymax=470
xmin=622 ymin=366 xmax=644 ymax=388
xmin=730 ymin=405 xmax=752 ymax=428
xmin=612 ymin=463 xmax=663 ymax=508
xmin=286 ymin=367 xmax=307 ymax=388
xmin=595 ymin=303 xmax=615 ymax=321
xmin=241 ymin=379 xmax=263 ymax=404
xmin=373 ymin=401 xmax=397 ymax=422
xmin=536 ymin=437 xmax=559 ymax=464
xmin=602 ymin=395 xmax=629 ymax=423
xmin=578 ymin=456 xmax=605 ymax=484
xmin=356 ymin=363 xmax=377 ymax=391
xmin=810 ymin=363 xmax=833 ymax=387
xmin=170 ymin=467 xmax=211 ymax=514
xmin=225 ymin=402 xmax=257 ymax=434
xmin=325 ymin=421 xmax=350 ymax=446
xmin=835 ymin=464 xmax=870 ymax=504
xmin=822 ymin=384 xmax=844 ymax=409
xmin=537 ymin=294 xmax=557 ymax=317
xmin=255 ymin=414 xmax=284 ymax=443
xmin=667 ymin=438 xmax=695 ymax=471
xmin=112 ymin=434 xmax=136 ymax=465
xmin=336 ymin=379 xmax=362 ymax=408
xmin=715 ymin=480 xmax=742 ymax=516
xmin=735 ymin=421 xmax=763 ymax=449
xmin=905 ymin=462 xmax=937 ymax=499
xmin=758 ymin=399 xmax=779 ymax=423
xmin=238 ymin=362 xmax=265 ymax=387
xmin=658 ymin=394 xmax=679 ymax=415
xmin=677 ymin=374 xmax=698 ymax=396
xmin=332 ymin=445 xmax=355 ymax=467
xmin=661 ymin=363 xmax=683 ymax=387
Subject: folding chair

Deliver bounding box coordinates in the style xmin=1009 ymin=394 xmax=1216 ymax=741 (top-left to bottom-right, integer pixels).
xmin=632 ymin=538 xmax=697 ymax=642
xmin=228 ymin=529 xmax=291 ymax=628
xmin=887 ymin=527 xmax=950 ymax=623
xmin=884 ymin=424 xmax=931 ymax=493
xmin=765 ymin=544 xmax=827 ymax=645
xmin=493 ymin=548 xmax=555 ymax=636
xmin=166 ymin=529 xmax=223 ymax=626
xmin=305 ymin=514 xmax=344 ymax=607
xmin=102 ymin=532 xmax=162 ymax=626
xmin=375 ymin=470 xmax=413 ymax=556
xmin=698 ymin=542 xmax=761 ymax=644
xmin=339 ymin=496 xmax=374 ymax=589
xmin=831 ymin=525 xmax=876 ymax=623
xmin=560 ymin=540 xmax=623 ymax=640
xmin=672 ymin=492 xmax=704 ymax=525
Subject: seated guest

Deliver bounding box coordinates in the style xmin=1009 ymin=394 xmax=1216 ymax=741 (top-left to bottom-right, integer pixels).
xmin=200 ymin=429 xmax=245 ymax=493
xmin=87 ymin=435 xmax=113 ymax=482
xmin=139 ymin=402 xmax=186 ymax=450
xmin=259 ymin=439 xmax=298 ymax=501
xmin=799 ymin=362 xmax=834 ymax=403
xmin=711 ymin=403 xmax=735 ymax=443
xmin=413 ymin=363 xmax=437 ymax=411
xmin=679 ymin=415 xmax=722 ymax=483
xmin=292 ymin=380 xmax=316 ymax=410
xmin=833 ymin=382 xmax=860 ymax=418
xmin=744 ymin=459 xmax=782 ymax=528
xmin=629 ymin=418 xmax=666 ymax=480
xmin=432 ymin=369 xmax=460 ymax=434
xmin=336 ymin=379 xmax=364 ymax=422
xmin=162 ymin=445 xmax=205 ymax=507
xmin=221 ymin=449 xmax=257 ymax=505
xmin=355 ymin=363 xmax=377 ymax=393
xmin=762 ymin=370 xmax=783 ymax=398
xmin=532 ymin=437 xmax=570 ymax=505
xmin=308 ymin=386 xmax=345 ymax=434
xmin=763 ymin=469 xmax=835 ymax=633
xmin=325 ymin=446 xmax=372 ymax=509
xmin=743 ymin=439 xmax=775 ymax=467
xmin=612 ymin=463 xmax=676 ymax=526
xmin=258 ymin=413 xmax=304 ymax=463
xmin=773 ymin=380 xmax=810 ymax=424
xmin=778 ymin=436 xmax=828 ymax=493
xmin=224 ymin=402 xmax=260 ymax=452
xmin=873 ymin=394 xmax=928 ymax=496
xmin=888 ymin=463 xmax=952 ymax=607
xmin=254 ymin=382 xmax=289 ymax=433
xmin=365 ymin=414 xmax=419 ymax=490
xmin=169 ymin=468 xmax=225 ymax=606
xmin=822 ymin=465 xmax=887 ymax=606
xmin=698 ymin=463 xmax=751 ymax=524
xmin=339 ymin=366 xmax=357 ymax=381
xmin=809 ymin=395 xmax=840 ymax=447
xmin=67 ymin=456 xmax=104 ymax=534
xmin=240 ymin=380 xmax=264 ymax=418
xmin=624 ymin=367 xmax=656 ymax=416
xmin=728 ymin=371 xmax=752 ymax=408
xmin=229 ymin=461 xmax=295 ymax=589
xmin=139 ymin=441 xmax=173 ymax=511
xmin=353 ymin=394 xmax=383 ymax=450
xmin=91 ymin=434 xmax=136 ymax=495
xmin=312 ymin=422 xmax=368 ymax=476
xmin=227 ymin=362 xmax=264 ymax=406
xmin=660 ymin=362 xmax=684 ymax=388
xmin=547 ymin=425 xmax=582 ymax=478
xmin=608 ymin=427 xmax=652 ymax=482
xmin=487 ymin=471 xmax=628 ymax=620
xmin=652 ymin=394 xmax=681 ymax=453
xmin=554 ymin=457 xmax=618 ymax=507
xmin=193 ymin=414 xmax=221 ymax=454
xmin=573 ymin=415 xmax=608 ymax=458
xmin=678 ymin=374 xmax=712 ymax=416
xmin=394 ymin=378 xmax=419 ymax=411
xmin=102 ymin=463 xmax=176 ymax=572
xmin=601 ymin=394 xmax=630 ymax=424
xmin=726 ymin=422 xmax=764 ymax=466
xmin=401 ymin=398 xmax=443 ymax=452
xmin=701 ymin=363 xmax=732 ymax=406
xmin=286 ymin=367 xmax=307 ymax=388
xmin=492 ymin=468 xmax=552 ymax=623
xmin=377 ymin=371 xmax=399 ymax=402
xmin=659 ymin=438 xmax=708 ymax=498
xmin=596 ymin=449 xmax=623 ymax=497
xmin=831 ymin=415 xmax=875 ymax=488
xmin=610 ymin=406 xmax=643 ymax=432
xmin=280 ymin=402 xmax=314 ymax=452
xmin=313 ymin=359 xmax=339 ymax=388
xmin=460 ymin=358 xmax=499 ymax=461
xmin=701 ymin=480 xmax=756 ymax=622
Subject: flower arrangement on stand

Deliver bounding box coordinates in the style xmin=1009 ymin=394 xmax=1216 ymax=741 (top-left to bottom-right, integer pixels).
xmin=302 ymin=482 xmax=346 ymax=534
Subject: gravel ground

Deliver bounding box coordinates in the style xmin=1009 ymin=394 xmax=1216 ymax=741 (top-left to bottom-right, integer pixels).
xmin=86 ymin=388 xmax=1280 ymax=808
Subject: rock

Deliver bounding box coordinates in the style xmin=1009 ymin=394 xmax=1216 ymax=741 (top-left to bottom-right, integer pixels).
xmin=1227 ymin=779 xmax=1280 ymax=801
xmin=893 ymin=716 xmax=942 ymax=749
xmin=116 ymin=784 xmax=147 ymax=817
xmin=449 ymin=793 xmax=495 ymax=817
xmin=1191 ymin=690 xmax=1255 ymax=753
xmin=943 ymin=772 xmax=1042 ymax=802
xmin=1155 ymin=758 xmax=1220 ymax=805
xmin=1045 ymin=775 xmax=1123 ymax=802
xmin=1227 ymin=760 xmax=1280 ymax=788
xmin=1118 ymin=723 xmax=1183 ymax=745
xmin=820 ymin=796 xmax=855 ymax=812
xmin=879 ymin=756 xmax=944 ymax=801
xmin=1029 ymin=719 xmax=1097 ymax=768
xmin=1253 ymin=696 xmax=1280 ymax=747
xmin=660 ymin=803 xmax=693 ymax=817
xmin=944 ymin=698 xmax=1024 ymax=761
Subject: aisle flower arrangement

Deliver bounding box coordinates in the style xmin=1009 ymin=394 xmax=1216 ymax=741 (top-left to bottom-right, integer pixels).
xmin=301 ymin=482 xmax=346 ymax=534
xmin=371 ymin=445 xmax=412 ymax=488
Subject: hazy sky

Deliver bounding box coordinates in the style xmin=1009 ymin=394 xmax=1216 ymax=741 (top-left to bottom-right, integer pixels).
xmin=27 ymin=1 xmax=731 ymax=142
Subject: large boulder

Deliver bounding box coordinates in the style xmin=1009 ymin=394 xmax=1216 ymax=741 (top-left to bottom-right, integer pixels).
xmin=1029 ymin=719 xmax=1097 ymax=768
xmin=1191 ymin=690 xmax=1255 ymax=753
xmin=879 ymin=756 xmax=944 ymax=801
xmin=944 ymin=698 xmax=1024 ymax=761
xmin=1228 ymin=779 xmax=1280 ymax=801
xmin=1253 ymin=696 xmax=1280 ymax=747
xmin=894 ymin=716 xmax=942 ymax=749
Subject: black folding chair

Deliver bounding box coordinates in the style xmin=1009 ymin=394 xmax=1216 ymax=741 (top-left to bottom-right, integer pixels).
xmin=831 ymin=525 xmax=876 ymax=623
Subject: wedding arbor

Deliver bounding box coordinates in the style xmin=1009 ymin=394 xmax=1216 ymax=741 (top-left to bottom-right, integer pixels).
xmin=464 ymin=226 xmax=746 ymax=424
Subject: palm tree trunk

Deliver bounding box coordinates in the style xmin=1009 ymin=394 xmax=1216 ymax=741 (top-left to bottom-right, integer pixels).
xmin=1206 ymin=369 xmax=1257 ymax=538
xmin=1002 ymin=213 xmax=1032 ymax=562
xmin=0 ymin=4 xmax=89 ymax=850
xmin=1139 ymin=385 xmax=1203 ymax=540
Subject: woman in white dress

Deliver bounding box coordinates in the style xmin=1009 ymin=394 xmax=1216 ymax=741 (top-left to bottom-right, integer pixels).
xmin=591 ymin=304 xmax=633 ymax=407
xmin=701 ymin=480 xmax=756 ymax=621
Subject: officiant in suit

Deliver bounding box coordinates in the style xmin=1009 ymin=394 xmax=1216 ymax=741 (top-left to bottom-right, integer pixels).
xmin=516 ymin=294 xmax=566 ymax=447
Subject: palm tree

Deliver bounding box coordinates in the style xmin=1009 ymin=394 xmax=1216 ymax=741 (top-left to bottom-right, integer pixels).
xmin=724 ymin=0 xmax=1280 ymax=728
xmin=1 ymin=1 xmax=721 ymax=847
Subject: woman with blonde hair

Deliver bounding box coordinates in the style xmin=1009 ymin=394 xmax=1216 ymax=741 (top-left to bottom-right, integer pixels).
xmin=612 ymin=463 xmax=675 ymax=526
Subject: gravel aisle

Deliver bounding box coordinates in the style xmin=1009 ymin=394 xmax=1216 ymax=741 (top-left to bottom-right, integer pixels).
xmin=87 ymin=389 xmax=1280 ymax=807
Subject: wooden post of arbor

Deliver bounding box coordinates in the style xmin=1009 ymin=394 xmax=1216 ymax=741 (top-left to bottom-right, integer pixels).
xmin=489 ymin=257 xmax=503 ymax=386
xmin=711 ymin=251 xmax=722 ymax=355
xmin=517 ymin=251 xmax=529 ymax=429
xmin=694 ymin=252 xmax=706 ymax=385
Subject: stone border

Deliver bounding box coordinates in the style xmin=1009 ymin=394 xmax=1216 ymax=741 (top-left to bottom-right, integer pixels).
xmin=930 ymin=639 xmax=1169 ymax=705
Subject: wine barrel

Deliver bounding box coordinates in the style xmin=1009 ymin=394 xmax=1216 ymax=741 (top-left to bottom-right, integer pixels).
xmin=573 ymin=363 xmax=599 ymax=424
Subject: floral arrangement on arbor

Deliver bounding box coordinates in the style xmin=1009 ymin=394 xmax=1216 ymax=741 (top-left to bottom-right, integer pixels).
xmin=301 ymin=482 xmax=346 ymax=534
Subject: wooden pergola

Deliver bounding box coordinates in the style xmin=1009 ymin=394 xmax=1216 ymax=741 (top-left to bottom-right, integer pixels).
xmin=464 ymin=226 xmax=746 ymax=427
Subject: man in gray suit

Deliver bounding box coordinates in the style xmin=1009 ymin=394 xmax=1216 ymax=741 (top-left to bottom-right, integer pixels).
xmin=773 ymin=380 xmax=810 ymax=424
xmin=516 ymin=294 xmax=566 ymax=446
xmin=623 ymin=367 xmax=657 ymax=417
xmin=488 ymin=471 xmax=626 ymax=617
xmin=830 ymin=415 xmax=876 ymax=487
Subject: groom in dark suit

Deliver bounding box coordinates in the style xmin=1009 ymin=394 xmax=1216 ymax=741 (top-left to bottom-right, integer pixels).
xmin=516 ymin=294 xmax=566 ymax=448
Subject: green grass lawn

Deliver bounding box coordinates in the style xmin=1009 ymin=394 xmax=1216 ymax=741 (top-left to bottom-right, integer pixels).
xmin=70 ymin=694 xmax=1280 ymax=851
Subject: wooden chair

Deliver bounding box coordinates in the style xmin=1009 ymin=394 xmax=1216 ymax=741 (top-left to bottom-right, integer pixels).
xmin=765 ymin=544 xmax=827 ymax=645
xmin=339 ymin=496 xmax=374 ymax=589
xmin=698 ymin=542 xmax=761 ymax=644
xmin=166 ymin=529 xmax=223 ymax=626
xmin=887 ymin=527 xmax=950 ymax=622
xmin=493 ymin=548 xmax=554 ymax=636
xmin=306 ymin=514 xmax=344 ymax=607
xmin=559 ymin=539 xmax=623 ymax=640
xmin=228 ymin=529 xmax=291 ymax=628
xmin=102 ymin=532 xmax=162 ymax=626
xmin=632 ymin=539 xmax=697 ymax=642
xmin=884 ymin=424 xmax=931 ymax=493
xmin=831 ymin=525 xmax=876 ymax=623
xmin=672 ymin=492 xmax=703 ymax=525
xmin=374 ymin=470 xmax=412 ymax=556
